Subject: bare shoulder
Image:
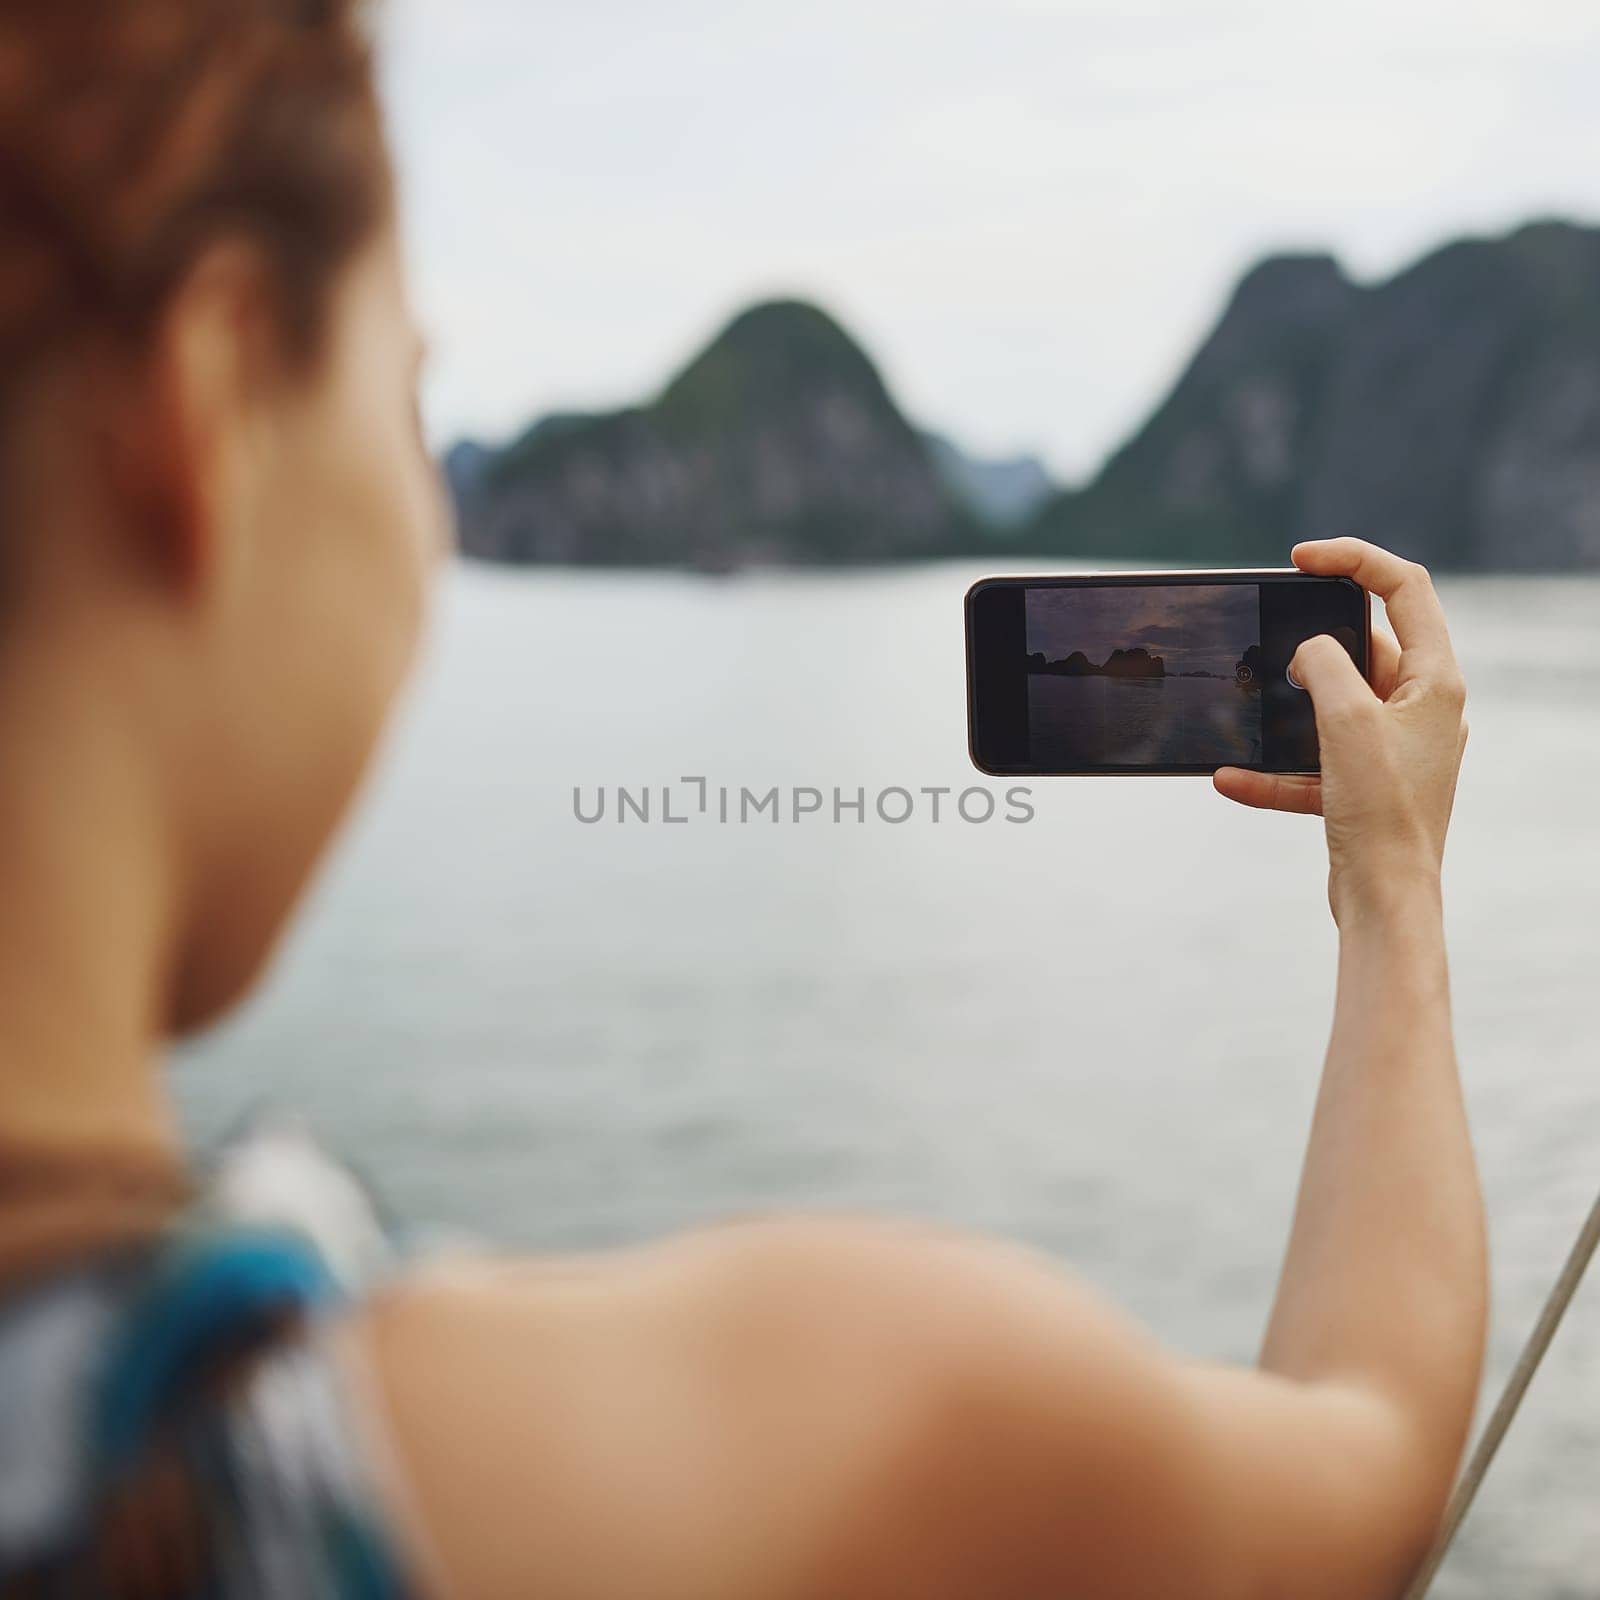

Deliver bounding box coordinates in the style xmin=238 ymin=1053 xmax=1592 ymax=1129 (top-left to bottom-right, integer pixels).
xmin=350 ymin=1214 xmax=1433 ymax=1600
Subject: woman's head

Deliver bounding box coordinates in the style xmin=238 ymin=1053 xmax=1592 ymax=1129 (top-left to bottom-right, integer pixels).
xmin=0 ymin=0 xmax=446 ymax=1032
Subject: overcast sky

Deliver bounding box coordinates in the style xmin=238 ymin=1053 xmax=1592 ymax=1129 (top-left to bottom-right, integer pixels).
xmin=1027 ymin=584 xmax=1255 ymax=673
xmin=384 ymin=0 xmax=1600 ymax=481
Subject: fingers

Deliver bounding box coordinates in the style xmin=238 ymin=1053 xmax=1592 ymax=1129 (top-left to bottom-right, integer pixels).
xmin=1291 ymin=538 xmax=1454 ymax=678
xmin=1213 ymin=767 xmax=1324 ymax=815
xmin=1369 ymin=627 xmax=1401 ymax=700
xmin=1292 ymin=634 xmax=1378 ymax=753
xmin=1215 ymin=635 xmax=1367 ymax=817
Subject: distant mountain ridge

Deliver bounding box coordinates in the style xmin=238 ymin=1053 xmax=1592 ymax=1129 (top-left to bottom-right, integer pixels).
xmin=450 ymin=219 xmax=1600 ymax=571
xmin=920 ymin=432 xmax=1054 ymax=529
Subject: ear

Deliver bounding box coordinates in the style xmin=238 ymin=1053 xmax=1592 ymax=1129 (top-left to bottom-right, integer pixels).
xmin=100 ymin=243 xmax=281 ymax=599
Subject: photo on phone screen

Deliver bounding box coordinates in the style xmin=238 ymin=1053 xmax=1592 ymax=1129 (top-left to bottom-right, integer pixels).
xmin=1026 ymin=583 xmax=1263 ymax=767
xmin=966 ymin=573 xmax=1368 ymax=776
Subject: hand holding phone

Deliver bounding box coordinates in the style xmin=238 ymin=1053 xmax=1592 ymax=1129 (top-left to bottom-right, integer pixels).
xmin=1213 ymin=539 xmax=1469 ymax=923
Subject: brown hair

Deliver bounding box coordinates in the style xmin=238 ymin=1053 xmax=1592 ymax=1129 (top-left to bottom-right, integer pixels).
xmin=0 ymin=0 xmax=391 ymax=394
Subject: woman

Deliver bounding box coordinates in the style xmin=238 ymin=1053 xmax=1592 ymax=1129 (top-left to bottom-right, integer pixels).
xmin=0 ymin=1 xmax=1482 ymax=1595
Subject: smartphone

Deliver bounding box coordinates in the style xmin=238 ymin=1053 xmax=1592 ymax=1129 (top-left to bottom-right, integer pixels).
xmin=966 ymin=570 xmax=1369 ymax=776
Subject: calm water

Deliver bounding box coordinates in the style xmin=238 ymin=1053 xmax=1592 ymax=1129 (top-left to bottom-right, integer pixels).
xmin=177 ymin=561 xmax=1600 ymax=1596
xmin=1028 ymin=671 xmax=1263 ymax=766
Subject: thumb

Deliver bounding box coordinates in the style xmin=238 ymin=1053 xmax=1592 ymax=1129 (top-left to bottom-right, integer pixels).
xmin=1291 ymin=634 xmax=1375 ymax=745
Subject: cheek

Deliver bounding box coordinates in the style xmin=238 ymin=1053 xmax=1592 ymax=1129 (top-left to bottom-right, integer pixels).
xmin=373 ymin=463 xmax=437 ymax=674
xmin=260 ymin=418 xmax=438 ymax=828
xmin=336 ymin=400 xmax=444 ymax=686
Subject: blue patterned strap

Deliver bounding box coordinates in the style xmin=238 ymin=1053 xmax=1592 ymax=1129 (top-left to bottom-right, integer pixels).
xmin=95 ymin=1227 xmax=338 ymax=1469
xmin=91 ymin=1225 xmax=411 ymax=1600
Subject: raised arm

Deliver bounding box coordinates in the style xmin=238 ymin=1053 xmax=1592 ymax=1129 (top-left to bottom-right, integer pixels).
xmin=1219 ymin=538 xmax=1484 ymax=1498
xmin=356 ymin=539 xmax=1484 ymax=1600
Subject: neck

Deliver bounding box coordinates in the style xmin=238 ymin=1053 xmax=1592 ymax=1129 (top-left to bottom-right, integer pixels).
xmin=0 ymin=618 xmax=182 ymax=1176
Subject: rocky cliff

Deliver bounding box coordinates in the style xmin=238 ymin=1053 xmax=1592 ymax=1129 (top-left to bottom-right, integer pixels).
xmin=452 ymin=301 xmax=973 ymax=567
xmin=1027 ymin=220 xmax=1600 ymax=569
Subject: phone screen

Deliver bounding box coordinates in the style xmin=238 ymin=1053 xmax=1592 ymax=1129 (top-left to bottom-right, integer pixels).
xmin=966 ymin=573 xmax=1369 ymax=776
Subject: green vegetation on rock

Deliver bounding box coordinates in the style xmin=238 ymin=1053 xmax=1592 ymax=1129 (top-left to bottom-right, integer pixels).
xmin=455 ymin=300 xmax=973 ymax=568
xmin=1023 ymin=220 xmax=1600 ymax=570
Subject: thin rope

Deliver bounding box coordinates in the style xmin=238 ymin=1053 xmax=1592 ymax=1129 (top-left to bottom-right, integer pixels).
xmin=1402 ymin=1184 xmax=1600 ymax=1600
